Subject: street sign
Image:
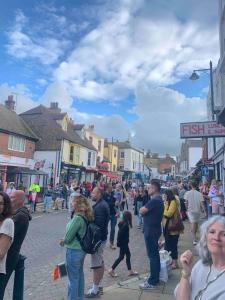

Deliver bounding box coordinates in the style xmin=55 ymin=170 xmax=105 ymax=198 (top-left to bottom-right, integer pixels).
xmin=180 ymin=121 xmax=225 ymax=138
xmin=201 ymin=166 xmax=209 ymax=176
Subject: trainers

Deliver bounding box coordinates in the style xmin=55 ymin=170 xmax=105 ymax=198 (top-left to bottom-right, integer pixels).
xmin=193 ymin=241 xmax=197 ymax=246
xmin=139 ymin=282 xmax=156 ymax=290
xmin=99 ymin=287 xmax=103 ymax=295
xmin=85 ymin=291 xmax=100 ymax=298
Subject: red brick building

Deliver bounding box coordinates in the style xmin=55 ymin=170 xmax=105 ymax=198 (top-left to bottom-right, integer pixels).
xmin=0 ymin=96 xmax=39 ymax=190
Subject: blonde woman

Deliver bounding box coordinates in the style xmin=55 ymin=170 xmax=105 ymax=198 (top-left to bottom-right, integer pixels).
xmin=60 ymin=195 xmax=94 ymax=300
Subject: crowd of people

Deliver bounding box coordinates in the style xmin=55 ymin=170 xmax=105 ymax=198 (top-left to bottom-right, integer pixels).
xmin=0 ymin=177 xmax=225 ymax=300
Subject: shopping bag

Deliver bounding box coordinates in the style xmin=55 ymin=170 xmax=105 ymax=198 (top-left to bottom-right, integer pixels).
xmin=53 ymin=262 xmax=67 ymax=281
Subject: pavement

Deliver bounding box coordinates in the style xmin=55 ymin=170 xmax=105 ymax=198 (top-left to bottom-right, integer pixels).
xmin=4 ymin=204 xmax=199 ymax=300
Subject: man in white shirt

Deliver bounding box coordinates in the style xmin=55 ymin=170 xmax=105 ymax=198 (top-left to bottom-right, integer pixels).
xmin=184 ymin=181 xmax=205 ymax=245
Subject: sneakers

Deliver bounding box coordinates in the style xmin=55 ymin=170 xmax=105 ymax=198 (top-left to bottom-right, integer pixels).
xmin=99 ymin=287 xmax=103 ymax=295
xmin=193 ymin=241 xmax=198 ymax=246
xmin=85 ymin=290 xmax=100 ymax=298
xmin=139 ymin=282 xmax=156 ymax=290
xmin=109 ymin=244 xmax=117 ymax=250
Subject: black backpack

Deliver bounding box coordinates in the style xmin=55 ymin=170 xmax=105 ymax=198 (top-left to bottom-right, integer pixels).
xmin=76 ymin=216 xmax=102 ymax=254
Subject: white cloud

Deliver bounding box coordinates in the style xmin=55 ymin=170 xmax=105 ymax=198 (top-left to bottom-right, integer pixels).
xmin=54 ymin=0 xmax=219 ymax=101
xmin=0 ymin=83 xmax=37 ymax=113
xmin=6 ymin=9 xmax=70 ymax=65
xmin=132 ymin=84 xmax=207 ymax=154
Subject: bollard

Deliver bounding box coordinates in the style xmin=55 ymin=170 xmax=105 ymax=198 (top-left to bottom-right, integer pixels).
xmin=13 ymin=255 xmax=27 ymax=300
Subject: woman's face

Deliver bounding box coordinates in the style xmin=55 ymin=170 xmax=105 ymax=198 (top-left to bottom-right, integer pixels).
xmin=207 ymin=222 xmax=225 ymax=257
xmin=162 ymin=193 xmax=167 ymax=202
xmin=72 ymin=199 xmax=78 ymax=211
xmin=0 ymin=195 xmax=4 ymax=214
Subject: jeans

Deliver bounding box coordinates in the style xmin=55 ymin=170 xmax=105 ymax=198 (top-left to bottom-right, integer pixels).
xmin=109 ymin=215 xmax=117 ymax=244
xmin=136 ymin=201 xmax=143 ymax=226
xmin=66 ymin=248 xmax=86 ymax=300
xmin=44 ymin=196 xmax=52 ymax=212
xmin=112 ymin=245 xmax=131 ymax=270
xmin=144 ymin=233 xmax=161 ymax=285
xmin=164 ymin=234 xmax=179 ymax=260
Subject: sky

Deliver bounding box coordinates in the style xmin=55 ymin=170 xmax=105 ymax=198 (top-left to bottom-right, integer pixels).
xmin=0 ymin=0 xmax=220 ymax=155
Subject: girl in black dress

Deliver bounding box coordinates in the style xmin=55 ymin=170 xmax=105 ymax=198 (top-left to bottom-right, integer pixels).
xmin=108 ymin=211 xmax=138 ymax=277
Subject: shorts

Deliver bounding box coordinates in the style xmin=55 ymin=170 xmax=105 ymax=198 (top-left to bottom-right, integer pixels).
xmin=90 ymin=241 xmax=106 ymax=269
xmin=188 ymin=212 xmax=200 ymax=223
xmin=212 ymin=201 xmax=220 ymax=215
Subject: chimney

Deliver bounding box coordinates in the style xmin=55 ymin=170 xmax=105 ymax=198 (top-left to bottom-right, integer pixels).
xmin=89 ymin=125 xmax=94 ymax=131
xmin=5 ymin=95 xmax=15 ymax=111
xmin=49 ymin=102 xmax=61 ymax=113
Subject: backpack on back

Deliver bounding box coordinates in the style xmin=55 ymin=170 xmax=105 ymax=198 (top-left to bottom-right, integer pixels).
xmin=76 ymin=215 xmax=102 ymax=254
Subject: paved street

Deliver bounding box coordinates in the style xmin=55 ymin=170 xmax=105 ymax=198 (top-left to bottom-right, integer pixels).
xmin=4 ymin=209 xmax=151 ymax=300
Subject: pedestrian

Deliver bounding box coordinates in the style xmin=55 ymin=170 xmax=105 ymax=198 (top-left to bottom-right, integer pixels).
xmin=184 ymin=181 xmax=206 ymax=245
xmin=52 ymin=183 xmax=60 ymax=210
xmin=29 ymin=181 xmax=41 ymax=212
xmin=0 ymin=192 xmax=14 ymax=289
xmin=104 ymin=184 xmax=118 ymax=250
xmin=43 ymin=184 xmax=53 ymax=213
xmin=208 ymin=179 xmax=220 ymax=216
xmin=6 ymin=182 xmax=16 ymax=196
xmin=0 ymin=190 xmax=31 ymax=299
xmin=61 ymin=182 xmax=68 ymax=209
xmin=139 ymin=179 xmax=164 ymax=290
xmin=114 ymin=184 xmax=123 ymax=212
xmin=85 ymin=187 xmax=110 ymax=298
xmin=134 ymin=186 xmax=148 ymax=229
xmin=162 ymin=189 xmax=183 ymax=270
xmin=200 ymin=181 xmax=210 ymax=218
xmin=175 ymin=216 xmax=225 ymax=300
xmin=217 ymin=180 xmax=224 ymax=216
xmin=60 ymin=195 xmax=94 ymax=300
xmin=108 ymin=211 xmax=138 ymax=277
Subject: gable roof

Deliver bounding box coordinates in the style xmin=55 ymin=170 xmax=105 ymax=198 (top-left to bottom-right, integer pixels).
xmin=0 ymin=104 xmax=39 ymax=140
xmin=115 ymin=141 xmax=144 ymax=153
xmin=73 ymin=124 xmax=85 ymax=130
xmin=20 ymin=105 xmax=97 ymax=151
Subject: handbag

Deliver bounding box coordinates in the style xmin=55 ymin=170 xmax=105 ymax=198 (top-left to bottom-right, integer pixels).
xmin=167 ymin=213 xmax=184 ymax=232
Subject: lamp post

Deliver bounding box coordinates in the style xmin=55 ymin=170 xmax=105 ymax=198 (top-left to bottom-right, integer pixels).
xmin=190 ymin=60 xmax=216 ymax=155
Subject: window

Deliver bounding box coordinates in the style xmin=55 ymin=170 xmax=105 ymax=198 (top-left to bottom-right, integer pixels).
xmin=88 ymin=152 xmax=91 ymax=166
xmin=8 ymin=135 xmax=25 ymax=152
xmin=119 ymin=165 xmax=124 ymax=170
xmin=114 ymin=149 xmax=117 ymax=158
xmin=120 ymin=151 xmax=124 ymax=158
xmin=89 ymin=136 xmax=93 ymax=144
xmin=69 ymin=146 xmax=74 ymax=161
xmin=98 ymin=140 xmax=101 ymax=152
xmin=75 ymin=147 xmax=79 ymax=162
xmin=97 ymin=156 xmax=100 ymax=162
xmin=113 ymin=164 xmax=116 ymax=171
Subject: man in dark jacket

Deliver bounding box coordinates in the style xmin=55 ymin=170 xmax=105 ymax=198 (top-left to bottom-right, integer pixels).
xmin=85 ymin=187 xmax=110 ymax=298
xmin=104 ymin=184 xmax=118 ymax=249
xmin=0 ymin=190 xmax=31 ymax=299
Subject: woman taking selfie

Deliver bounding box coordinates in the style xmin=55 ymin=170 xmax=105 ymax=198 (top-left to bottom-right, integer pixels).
xmin=175 ymin=216 xmax=225 ymax=300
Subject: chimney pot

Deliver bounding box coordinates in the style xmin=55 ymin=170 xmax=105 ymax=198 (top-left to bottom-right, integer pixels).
xmin=5 ymin=95 xmax=15 ymax=111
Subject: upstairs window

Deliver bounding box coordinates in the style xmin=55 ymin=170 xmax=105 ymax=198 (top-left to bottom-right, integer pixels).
xmin=98 ymin=140 xmax=101 ymax=152
xmin=120 ymin=151 xmax=125 ymax=158
xmin=8 ymin=135 xmax=25 ymax=152
xmin=114 ymin=149 xmax=117 ymax=158
xmin=88 ymin=152 xmax=92 ymax=166
xmin=69 ymin=146 xmax=74 ymax=161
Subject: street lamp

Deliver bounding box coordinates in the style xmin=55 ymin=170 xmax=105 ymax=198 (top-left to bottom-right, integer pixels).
xmin=189 ymin=60 xmax=216 ymax=154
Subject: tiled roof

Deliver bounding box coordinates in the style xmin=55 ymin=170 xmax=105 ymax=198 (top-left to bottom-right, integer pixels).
xmin=20 ymin=105 xmax=97 ymax=151
xmin=0 ymin=104 xmax=39 ymax=140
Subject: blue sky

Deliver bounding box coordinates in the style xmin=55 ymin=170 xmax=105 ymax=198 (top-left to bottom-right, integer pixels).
xmin=0 ymin=0 xmax=220 ymax=154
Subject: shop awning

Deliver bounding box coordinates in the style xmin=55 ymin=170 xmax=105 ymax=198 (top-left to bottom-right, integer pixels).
xmin=7 ymin=167 xmax=47 ymax=176
xmin=98 ymin=170 xmax=119 ymax=180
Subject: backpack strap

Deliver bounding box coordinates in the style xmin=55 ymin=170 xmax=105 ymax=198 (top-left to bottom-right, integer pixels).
xmin=75 ymin=215 xmax=88 ymax=242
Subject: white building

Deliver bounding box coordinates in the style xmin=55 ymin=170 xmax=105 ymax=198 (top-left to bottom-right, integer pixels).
xmin=179 ymin=140 xmax=203 ymax=175
xmin=84 ymin=125 xmax=105 ymax=163
xmin=116 ymin=141 xmax=144 ymax=178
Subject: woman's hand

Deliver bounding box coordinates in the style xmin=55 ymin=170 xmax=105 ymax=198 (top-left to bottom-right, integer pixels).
xmin=59 ymin=239 xmax=64 ymax=247
xmin=180 ymin=250 xmax=194 ymax=274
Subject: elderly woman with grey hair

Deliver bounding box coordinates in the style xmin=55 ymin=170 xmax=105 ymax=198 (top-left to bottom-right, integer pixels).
xmin=175 ymin=216 xmax=225 ymax=300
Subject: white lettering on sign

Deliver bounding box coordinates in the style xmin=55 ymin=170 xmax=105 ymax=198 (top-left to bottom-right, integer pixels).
xmin=180 ymin=121 xmax=225 ymax=138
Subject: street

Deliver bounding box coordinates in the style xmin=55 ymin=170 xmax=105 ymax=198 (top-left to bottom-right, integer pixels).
xmin=5 ymin=210 xmax=149 ymax=300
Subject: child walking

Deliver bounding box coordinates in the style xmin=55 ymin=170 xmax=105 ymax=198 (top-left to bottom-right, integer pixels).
xmin=108 ymin=211 xmax=138 ymax=277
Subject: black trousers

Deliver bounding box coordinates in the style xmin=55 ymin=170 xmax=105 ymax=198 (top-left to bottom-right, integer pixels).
xmin=164 ymin=234 xmax=179 ymax=260
xmin=112 ymin=245 xmax=131 ymax=270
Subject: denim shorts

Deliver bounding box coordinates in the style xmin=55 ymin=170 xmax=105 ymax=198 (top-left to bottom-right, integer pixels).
xmin=90 ymin=241 xmax=106 ymax=269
